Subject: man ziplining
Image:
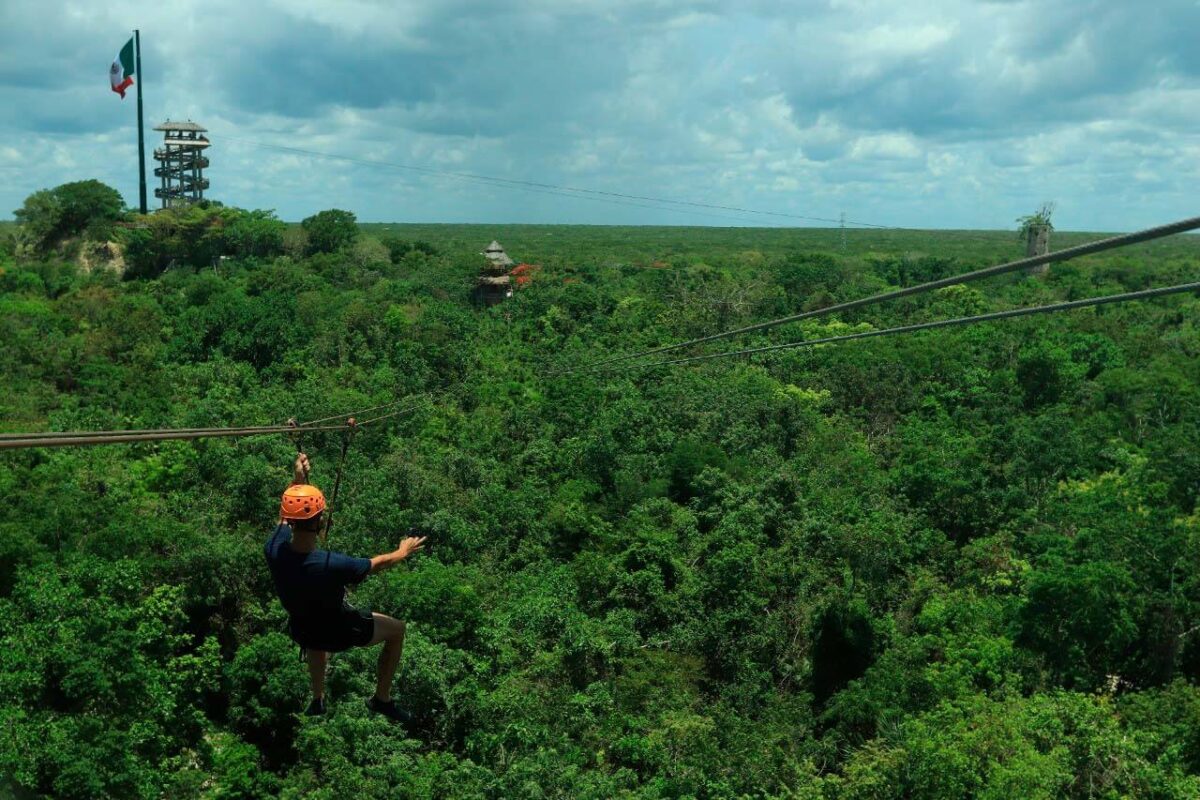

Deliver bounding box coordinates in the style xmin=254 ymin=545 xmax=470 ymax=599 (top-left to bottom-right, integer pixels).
xmin=265 ymin=453 xmax=425 ymax=722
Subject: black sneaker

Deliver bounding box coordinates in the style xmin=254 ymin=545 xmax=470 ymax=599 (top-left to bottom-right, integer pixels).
xmin=305 ymin=697 xmax=326 ymax=717
xmin=366 ymin=697 xmax=412 ymax=724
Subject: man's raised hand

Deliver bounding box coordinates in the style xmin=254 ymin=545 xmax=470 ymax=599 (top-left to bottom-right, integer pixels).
xmin=396 ymin=536 xmax=427 ymax=560
xmin=293 ymin=453 xmax=311 ymax=484
xmin=370 ymin=535 xmax=427 ymax=575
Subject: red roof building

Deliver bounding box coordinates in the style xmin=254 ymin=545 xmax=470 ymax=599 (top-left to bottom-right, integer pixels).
xmin=510 ymin=263 xmax=541 ymax=287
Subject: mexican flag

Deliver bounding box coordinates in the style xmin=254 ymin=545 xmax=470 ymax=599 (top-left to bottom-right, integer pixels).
xmin=110 ymin=37 xmax=135 ymax=98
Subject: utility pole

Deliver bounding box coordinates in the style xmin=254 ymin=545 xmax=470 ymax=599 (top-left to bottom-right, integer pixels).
xmin=840 ymin=211 xmax=847 ymax=252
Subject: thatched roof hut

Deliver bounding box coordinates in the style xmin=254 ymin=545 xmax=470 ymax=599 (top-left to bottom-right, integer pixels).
xmin=482 ymin=240 xmax=515 ymax=270
xmin=477 ymin=240 xmax=515 ymax=305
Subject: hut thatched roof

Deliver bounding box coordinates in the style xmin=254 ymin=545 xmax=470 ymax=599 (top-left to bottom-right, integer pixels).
xmin=154 ymin=120 xmax=208 ymax=132
xmin=481 ymin=242 xmax=514 ymax=269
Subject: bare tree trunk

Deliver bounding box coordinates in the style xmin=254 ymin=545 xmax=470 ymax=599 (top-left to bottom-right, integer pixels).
xmin=1026 ymin=225 xmax=1051 ymax=275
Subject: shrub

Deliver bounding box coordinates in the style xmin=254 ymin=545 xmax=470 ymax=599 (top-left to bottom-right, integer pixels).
xmin=14 ymin=180 xmax=125 ymax=253
xmin=300 ymin=209 xmax=358 ymax=255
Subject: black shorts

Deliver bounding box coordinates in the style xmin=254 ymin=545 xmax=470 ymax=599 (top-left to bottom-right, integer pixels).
xmin=289 ymin=605 xmax=375 ymax=652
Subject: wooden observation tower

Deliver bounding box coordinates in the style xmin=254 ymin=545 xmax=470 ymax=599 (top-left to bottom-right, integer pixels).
xmin=477 ymin=240 xmax=514 ymax=306
xmin=153 ymin=120 xmax=210 ymax=208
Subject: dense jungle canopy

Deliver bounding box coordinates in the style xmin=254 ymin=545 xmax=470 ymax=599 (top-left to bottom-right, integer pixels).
xmin=1 ymin=188 xmax=1199 ymax=798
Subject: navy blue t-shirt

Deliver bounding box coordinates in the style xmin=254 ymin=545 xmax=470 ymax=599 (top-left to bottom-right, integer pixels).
xmin=264 ymin=524 xmax=371 ymax=630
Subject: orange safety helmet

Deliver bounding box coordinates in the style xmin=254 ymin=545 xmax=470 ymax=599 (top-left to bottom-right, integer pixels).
xmin=281 ymin=484 xmax=327 ymax=521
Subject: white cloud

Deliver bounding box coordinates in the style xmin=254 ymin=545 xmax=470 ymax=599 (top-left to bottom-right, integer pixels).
xmin=849 ymin=133 xmax=922 ymax=160
xmin=841 ymin=22 xmax=956 ymax=81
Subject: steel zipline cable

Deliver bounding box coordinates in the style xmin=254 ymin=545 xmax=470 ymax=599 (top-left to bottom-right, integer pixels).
xmin=558 ymin=214 xmax=1200 ymax=374
xmin=0 ymin=425 xmax=289 ymax=441
xmin=356 ymin=395 xmax=434 ymax=427
xmin=0 ymin=423 xmax=355 ymax=451
xmin=295 ymin=394 xmax=430 ymax=428
xmin=589 ymin=281 xmax=1200 ymax=372
xmin=0 ymin=396 xmax=440 ymax=540
xmin=0 ymin=394 xmax=436 ymax=452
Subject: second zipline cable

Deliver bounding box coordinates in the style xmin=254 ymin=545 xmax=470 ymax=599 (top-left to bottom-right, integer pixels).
xmin=594 ymin=281 xmax=1200 ymax=371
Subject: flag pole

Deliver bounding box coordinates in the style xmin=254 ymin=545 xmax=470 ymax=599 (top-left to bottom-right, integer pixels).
xmin=134 ymin=29 xmax=147 ymax=214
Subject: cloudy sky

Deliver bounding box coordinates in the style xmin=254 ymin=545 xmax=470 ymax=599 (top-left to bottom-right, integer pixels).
xmin=2 ymin=0 xmax=1198 ymax=229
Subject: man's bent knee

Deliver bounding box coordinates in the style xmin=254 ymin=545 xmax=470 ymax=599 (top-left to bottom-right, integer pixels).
xmin=369 ymin=613 xmax=406 ymax=645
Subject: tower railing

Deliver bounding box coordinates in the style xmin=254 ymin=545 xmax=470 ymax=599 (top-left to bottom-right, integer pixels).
xmin=152 ymin=121 xmax=210 ymax=209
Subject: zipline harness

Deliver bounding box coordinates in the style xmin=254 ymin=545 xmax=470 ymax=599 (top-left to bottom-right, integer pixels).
xmin=322 ymin=417 xmax=357 ymax=542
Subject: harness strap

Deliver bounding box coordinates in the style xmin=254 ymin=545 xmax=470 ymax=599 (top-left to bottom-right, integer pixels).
xmin=322 ymin=418 xmax=357 ymax=543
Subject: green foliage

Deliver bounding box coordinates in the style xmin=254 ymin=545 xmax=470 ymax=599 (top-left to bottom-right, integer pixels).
xmin=13 ymin=180 xmax=126 ymax=253
xmin=121 ymin=206 xmax=286 ymax=278
xmin=1 ymin=222 xmax=1199 ymax=796
xmin=12 ymin=189 xmax=62 ymax=252
xmin=301 ymin=208 xmax=359 ymax=255
xmin=224 ymin=209 xmax=288 ymax=258
xmin=830 ymin=692 xmax=1199 ymax=798
xmin=0 ymin=560 xmax=219 ymax=799
xmin=1017 ymin=201 xmax=1056 ymax=240
xmin=381 ymin=236 xmax=439 ymax=263
xmin=1017 ymin=454 xmax=1200 ymax=689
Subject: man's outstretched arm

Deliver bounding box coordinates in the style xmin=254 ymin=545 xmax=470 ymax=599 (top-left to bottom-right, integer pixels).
xmin=370 ymin=536 xmax=426 ymax=574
